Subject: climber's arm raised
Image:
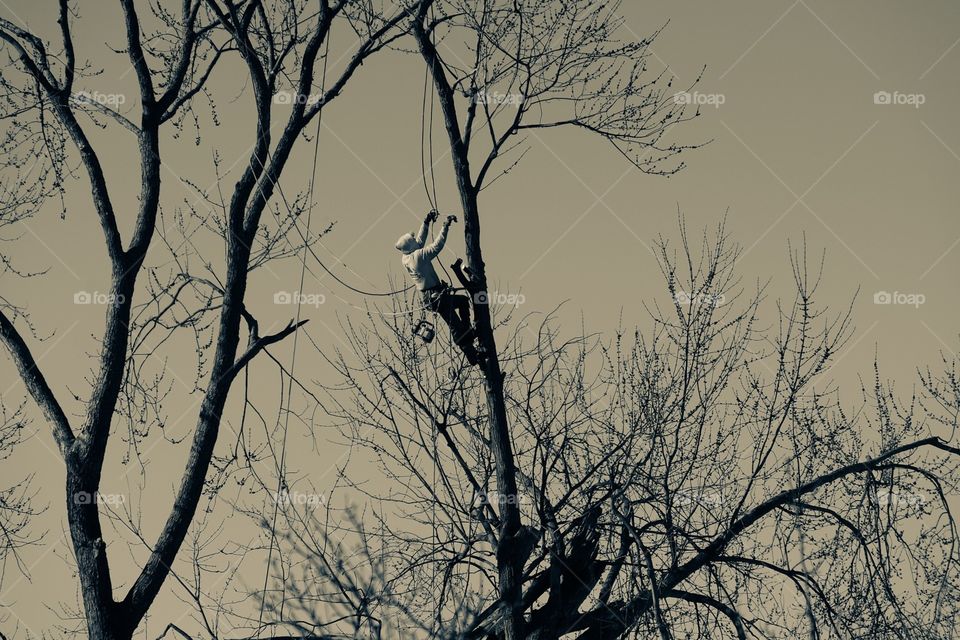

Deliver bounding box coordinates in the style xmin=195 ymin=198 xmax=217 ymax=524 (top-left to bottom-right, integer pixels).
xmin=422 ymin=215 xmax=456 ymax=260
xmin=414 ymin=210 xmax=438 ymax=246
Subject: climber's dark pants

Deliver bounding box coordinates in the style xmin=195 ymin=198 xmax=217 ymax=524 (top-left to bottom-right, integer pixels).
xmin=424 ymin=284 xmax=478 ymax=363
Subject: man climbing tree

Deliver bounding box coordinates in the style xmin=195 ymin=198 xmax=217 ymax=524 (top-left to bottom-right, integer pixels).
xmin=396 ymin=210 xmax=480 ymax=365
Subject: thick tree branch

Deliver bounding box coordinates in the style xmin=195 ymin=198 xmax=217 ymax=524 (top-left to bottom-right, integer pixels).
xmin=664 ymin=590 xmax=747 ymax=639
xmin=572 ymin=436 xmax=959 ymax=637
xmin=0 ymin=310 xmax=74 ymax=453
xmin=229 ymin=319 xmax=308 ymax=380
xmin=119 ymin=0 xmax=158 ymax=109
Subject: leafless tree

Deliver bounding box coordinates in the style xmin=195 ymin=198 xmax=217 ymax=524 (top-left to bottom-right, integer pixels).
xmin=312 ymin=221 xmax=960 ymax=639
xmin=146 ymin=2 xmax=703 ymax=636
xmin=0 ymin=2 xmax=409 ymax=638
xmin=4 ymin=1 xmax=956 ymax=639
xmin=406 ymin=1 xmax=701 ymax=636
xmin=0 ymin=401 xmax=40 ymax=589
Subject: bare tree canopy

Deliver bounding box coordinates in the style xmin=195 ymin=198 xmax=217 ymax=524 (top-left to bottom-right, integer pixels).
xmin=0 ymin=1 xmax=957 ymax=640
xmin=315 ymin=223 xmax=960 ymax=639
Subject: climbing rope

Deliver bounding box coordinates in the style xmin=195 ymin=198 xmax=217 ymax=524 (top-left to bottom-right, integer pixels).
xmin=286 ymin=219 xmax=412 ymax=297
xmin=250 ymin=33 xmax=449 ymax=305
xmin=252 ymin=17 xmax=476 ymax=633
xmin=256 ymin=23 xmax=458 ymax=630
xmin=420 ymin=51 xmax=455 ymax=287
xmin=257 ymin=30 xmax=331 ymax=634
xmin=246 ymin=57 xmax=453 ymax=301
xmin=417 ymin=12 xmax=463 ymax=632
xmin=421 ymin=59 xmax=439 ymax=212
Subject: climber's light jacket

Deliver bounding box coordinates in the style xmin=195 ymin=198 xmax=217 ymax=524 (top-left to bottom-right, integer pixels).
xmin=395 ymin=218 xmax=450 ymax=292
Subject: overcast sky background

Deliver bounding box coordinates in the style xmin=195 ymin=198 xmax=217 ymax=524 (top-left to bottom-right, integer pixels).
xmin=2 ymin=0 xmax=960 ymax=636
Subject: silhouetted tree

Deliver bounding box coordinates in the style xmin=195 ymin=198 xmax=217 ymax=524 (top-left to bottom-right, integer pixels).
xmin=409 ymin=1 xmax=701 ymax=635
xmin=0 ymin=2 xmax=408 ymax=637
xmin=317 ymin=223 xmax=960 ymax=639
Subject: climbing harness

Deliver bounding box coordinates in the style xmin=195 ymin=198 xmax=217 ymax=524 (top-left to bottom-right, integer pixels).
xmin=411 ymin=280 xmax=469 ymax=345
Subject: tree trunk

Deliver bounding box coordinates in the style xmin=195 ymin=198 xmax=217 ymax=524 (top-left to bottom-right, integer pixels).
xmin=412 ymin=6 xmax=527 ymax=636
xmin=65 ymin=271 xmax=142 ymax=640
xmin=454 ymin=169 xmax=525 ymax=640
xmin=66 ymin=468 xmax=131 ymax=640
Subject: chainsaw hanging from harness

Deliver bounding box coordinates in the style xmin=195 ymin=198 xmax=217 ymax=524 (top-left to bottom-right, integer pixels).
xmin=412 ymin=317 xmax=436 ymax=344
xmin=395 ymin=210 xmax=482 ymax=366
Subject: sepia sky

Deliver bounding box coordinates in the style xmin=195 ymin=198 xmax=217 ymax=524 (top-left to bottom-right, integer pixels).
xmin=1 ymin=0 xmax=959 ymax=636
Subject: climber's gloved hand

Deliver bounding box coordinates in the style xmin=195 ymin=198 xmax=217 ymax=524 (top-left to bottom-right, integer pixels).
xmin=446 ymin=214 xmax=458 ymax=225
xmin=425 ymin=209 xmax=439 ymax=223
